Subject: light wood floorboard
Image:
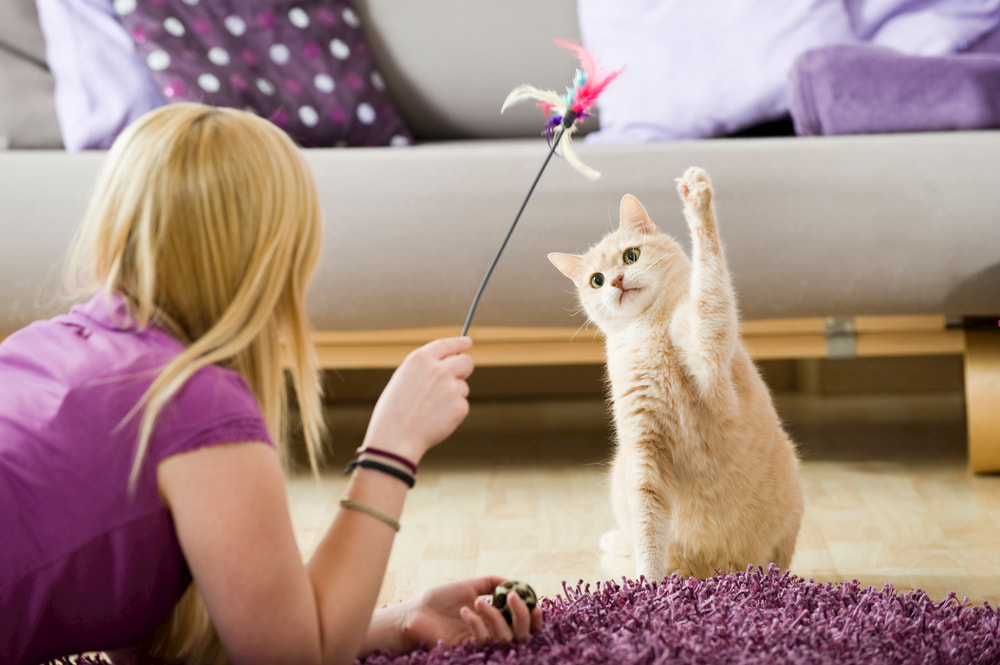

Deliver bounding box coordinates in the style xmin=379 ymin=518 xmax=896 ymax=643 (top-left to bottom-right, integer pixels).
xmin=287 ymin=390 xmax=1000 ymax=608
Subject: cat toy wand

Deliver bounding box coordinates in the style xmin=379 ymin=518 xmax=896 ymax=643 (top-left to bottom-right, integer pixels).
xmin=460 ymin=39 xmax=623 ymax=336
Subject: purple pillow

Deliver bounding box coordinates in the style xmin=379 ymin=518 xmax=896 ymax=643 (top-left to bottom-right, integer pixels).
xmin=35 ymin=0 xmax=167 ymax=151
xmin=789 ymin=41 xmax=1000 ymax=136
xmin=576 ymin=0 xmax=856 ymax=144
xmin=113 ymin=0 xmax=412 ymax=148
xmin=844 ymin=0 xmax=1000 ymax=55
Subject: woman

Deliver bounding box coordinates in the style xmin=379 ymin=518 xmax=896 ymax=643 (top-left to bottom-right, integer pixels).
xmin=0 ymin=103 xmax=540 ymax=664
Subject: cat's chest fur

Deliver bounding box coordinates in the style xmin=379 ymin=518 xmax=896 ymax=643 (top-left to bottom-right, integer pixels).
xmin=603 ymin=322 xmax=710 ymax=457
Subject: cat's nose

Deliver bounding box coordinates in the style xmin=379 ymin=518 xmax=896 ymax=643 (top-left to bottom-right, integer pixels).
xmin=611 ymin=274 xmax=625 ymax=289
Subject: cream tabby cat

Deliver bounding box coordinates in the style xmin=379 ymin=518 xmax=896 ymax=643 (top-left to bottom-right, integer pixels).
xmin=549 ymin=167 xmax=804 ymax=581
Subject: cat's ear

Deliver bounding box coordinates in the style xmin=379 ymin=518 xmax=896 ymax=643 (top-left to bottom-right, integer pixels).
xmin=619 ymin=194 xmax=657 ymax=234
xmin=548 ymin=252 xmax=584 ymax=282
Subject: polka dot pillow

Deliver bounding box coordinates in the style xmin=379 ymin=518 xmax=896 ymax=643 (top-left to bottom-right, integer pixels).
xmin=113 ymin=0 xmax=412 ymax=147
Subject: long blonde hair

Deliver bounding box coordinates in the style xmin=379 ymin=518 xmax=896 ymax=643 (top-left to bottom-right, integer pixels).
xmin=66 ymin=103 xmax=327 ymax=662
xmin=68 ymin=102 xmax=326 ymax=481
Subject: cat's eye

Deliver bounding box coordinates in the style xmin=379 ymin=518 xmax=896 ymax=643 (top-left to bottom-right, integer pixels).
xmin=623 ymin=247 xmax=641 ymax=265
xmin=590 ymin=273 xmax=605 ymax=289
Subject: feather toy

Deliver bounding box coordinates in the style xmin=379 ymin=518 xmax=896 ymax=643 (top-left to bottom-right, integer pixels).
xmin=461 ymin=40 xmax=622 ymax=335
xmin=501 ymin=38 xmax=623 ymax=180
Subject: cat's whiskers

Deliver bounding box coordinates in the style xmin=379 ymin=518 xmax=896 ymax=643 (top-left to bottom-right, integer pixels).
xmin=605 ymin=207 xmax=617 ymax=233
xmin=568 ymin=318 xmax=597 ymax=343
xmin=558 ymin=290 xmax=591 ymax=321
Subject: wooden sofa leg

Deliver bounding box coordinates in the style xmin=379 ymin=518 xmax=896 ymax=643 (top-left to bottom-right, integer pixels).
xmin=965 ymin=329 xmax=1000 ymax=473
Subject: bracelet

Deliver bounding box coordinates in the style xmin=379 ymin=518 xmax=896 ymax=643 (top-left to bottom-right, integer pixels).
xmin=344 ymin=458 xmax=416 ymax=488
xmin=339 ymin=498 xmax=400 ymax=532
xmin=354 ymin=446 xmax=418 ymax=475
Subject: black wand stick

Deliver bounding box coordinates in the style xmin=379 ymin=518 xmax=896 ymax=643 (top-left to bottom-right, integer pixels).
xmin=461 ymin=114 xmax=575 ymax=336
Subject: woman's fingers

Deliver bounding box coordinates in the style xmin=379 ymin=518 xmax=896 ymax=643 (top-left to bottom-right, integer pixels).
xmin=470 ymin=576 xmax=539 ymax=642
xmin=420 ymin=336 xmax=473 ymax=361
xmin=505 ymin=591 xmax=532 ymax=640
xmin=474 ymin=596 xmax=513 ymax=642
xmin=421 ymin=337 xmax=474 ymax=381
xmin=530 ymin=605 xmax=544 ymax=633
xmin=442 ymin=352 xmax=475 ymax=381
xmin=460 ymin=605 xmax=489 ymax=643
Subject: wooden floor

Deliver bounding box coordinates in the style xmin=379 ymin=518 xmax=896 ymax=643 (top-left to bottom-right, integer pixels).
xmin=287 ymin=380 xmax=1000 ymax=608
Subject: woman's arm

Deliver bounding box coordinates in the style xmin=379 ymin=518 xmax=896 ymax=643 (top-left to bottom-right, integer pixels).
xmin=158 ymin=337 xmax=526 ymax=665
xmin=305 ymin=336 xmax=477 ymax=657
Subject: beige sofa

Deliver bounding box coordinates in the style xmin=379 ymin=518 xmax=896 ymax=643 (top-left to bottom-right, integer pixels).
xmin=2 ymin=1 xmax=999 ymax=469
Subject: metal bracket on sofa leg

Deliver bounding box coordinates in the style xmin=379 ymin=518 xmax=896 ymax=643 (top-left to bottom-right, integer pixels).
xmin=825 ymin=317 xmax=856 ymax=359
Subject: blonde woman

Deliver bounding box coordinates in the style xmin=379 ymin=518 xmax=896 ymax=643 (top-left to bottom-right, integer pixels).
xmin=0 ymin=103 xmax=541 ymax=665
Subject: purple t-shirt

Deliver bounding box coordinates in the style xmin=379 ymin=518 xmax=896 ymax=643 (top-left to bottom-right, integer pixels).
xmin=0 ymin=294 xmax=273 ymax=664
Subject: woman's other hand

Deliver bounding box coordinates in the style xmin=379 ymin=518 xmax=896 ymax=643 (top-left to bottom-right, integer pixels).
xmin=365 ymin=575 xmax=542 ymax=655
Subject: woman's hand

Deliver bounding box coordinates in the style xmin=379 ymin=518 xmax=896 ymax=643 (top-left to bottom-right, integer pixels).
xmin=368 ymin=576 xmax=542 ymax=654
xmin=363 ymin=336 xmax=474 ymax=464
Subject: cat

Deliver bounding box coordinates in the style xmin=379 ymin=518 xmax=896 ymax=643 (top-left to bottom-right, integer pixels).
xmin=548 ymin=167 xmax=804 ymax=581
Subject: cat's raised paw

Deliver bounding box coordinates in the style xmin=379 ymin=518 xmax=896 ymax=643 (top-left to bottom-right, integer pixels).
xmin=599 ymin=529 xmax=633 ymax=557
xmin=675 ymin=167 xmax=713 ymax=210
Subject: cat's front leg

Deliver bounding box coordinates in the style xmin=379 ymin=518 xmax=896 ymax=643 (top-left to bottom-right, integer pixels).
xmin=625 ymin=471 xmax=671 ymax=582
xmin=605 ymin=439 xmax=671 ymax=580
xmin=672 ymin=167 xmax=739 ymax=397
xmin=631 ymin=502 xmax=671 ymax=582
xmin=600 ymin=451 xmax=634 ymax=557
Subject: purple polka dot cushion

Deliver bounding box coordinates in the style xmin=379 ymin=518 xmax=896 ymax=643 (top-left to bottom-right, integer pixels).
xmin=113 ymin=0 xmax=412 ymax=148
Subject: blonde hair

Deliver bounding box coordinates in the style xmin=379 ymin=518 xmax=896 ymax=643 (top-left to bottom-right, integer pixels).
xmin=67 ymin=103 xmax=327 ymax=662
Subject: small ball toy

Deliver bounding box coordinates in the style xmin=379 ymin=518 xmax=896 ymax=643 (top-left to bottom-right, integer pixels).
xmin=492 ymin=580 xmax=538 ymax=625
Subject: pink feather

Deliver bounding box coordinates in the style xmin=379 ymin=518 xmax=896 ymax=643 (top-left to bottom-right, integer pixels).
xmin=553 ymin=38 xmax=597 ymax=81
xmin=571 ymin=76 xmax=616 ymax=115
xmin=552 ymin=38 xmax=623 ymax=116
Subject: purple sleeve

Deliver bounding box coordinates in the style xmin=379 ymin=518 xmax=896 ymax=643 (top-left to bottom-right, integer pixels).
xmin=149 ymin=364 xmax=274 ymax=465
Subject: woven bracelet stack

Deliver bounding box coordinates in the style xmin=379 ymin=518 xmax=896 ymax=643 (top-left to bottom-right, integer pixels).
xmin=344 ymin=447 xmax=416 ymax=488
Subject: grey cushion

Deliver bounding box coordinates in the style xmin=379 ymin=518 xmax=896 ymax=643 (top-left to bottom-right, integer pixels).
xmin=354 ymin=0 xmax=586 ymax=140
xmin=4 ymin=132 xmax=997 ymax=336
xmin=0 ymin=0 xmax=62 ymax=149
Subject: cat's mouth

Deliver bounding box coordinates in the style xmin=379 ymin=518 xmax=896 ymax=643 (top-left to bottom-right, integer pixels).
xmin=618 ymin=287 xmax=640 ymax=304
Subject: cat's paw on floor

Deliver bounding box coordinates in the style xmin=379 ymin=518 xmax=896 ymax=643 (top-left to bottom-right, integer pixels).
xmin=599 ymin=529 xmax=632 ymax=557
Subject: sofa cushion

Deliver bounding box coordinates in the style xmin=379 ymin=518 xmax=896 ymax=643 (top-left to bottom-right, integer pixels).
xmin=0 ymin=0 xmax=63 ymax=149
xmin=576 ymin=0 xmax=856 ymax=145
xmin=113 ymin=0 xmax=412 ymax=148
xmin=35 ymin=0 xmax=166 ymax=151
xmin=844 ymin=0 xmax=1000 ymax=55
xmin=790 ymin=37 xmax=1000 ymax=136
xmin=352 ymin=0 xmax=585 ymax=140
xmin=576 ymin=0 xmax=1000 ymax=145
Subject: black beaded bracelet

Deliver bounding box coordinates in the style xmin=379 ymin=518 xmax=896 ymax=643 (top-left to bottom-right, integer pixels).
xmin=344 ymin=458 xmax=416 ymax=488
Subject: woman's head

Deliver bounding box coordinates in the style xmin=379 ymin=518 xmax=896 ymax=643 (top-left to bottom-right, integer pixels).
xmin=70 ymin=103 xmax=327 ymax=486
xmin=73 ymin=102 xmax=321 ymax=342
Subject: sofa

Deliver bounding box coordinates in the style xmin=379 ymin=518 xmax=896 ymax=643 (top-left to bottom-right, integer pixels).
xmin=2 ymin=0 xmax=999 ymax=470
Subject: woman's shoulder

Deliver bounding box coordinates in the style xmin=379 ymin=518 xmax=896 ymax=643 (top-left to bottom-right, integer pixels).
xmin=149 ymin=360 xmax=273 ymax=462
xmin=0 ymin=293 xmax=273 ymax=461
xmin=0 ymin=294 xmax=184 ymax=378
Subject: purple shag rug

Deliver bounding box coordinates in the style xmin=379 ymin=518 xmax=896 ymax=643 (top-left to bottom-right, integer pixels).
xmin=362 ymin=567 xmax=999 ymax=665
xmin=54 ymin=567 xmax=1000 ymax=665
